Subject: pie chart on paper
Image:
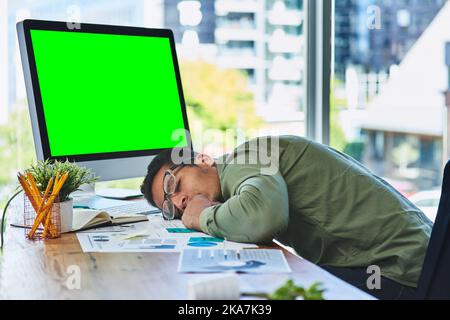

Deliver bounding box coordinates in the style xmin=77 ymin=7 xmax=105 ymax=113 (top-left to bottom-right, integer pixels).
xmin=187 ymin=242 xmax=218 ymax=248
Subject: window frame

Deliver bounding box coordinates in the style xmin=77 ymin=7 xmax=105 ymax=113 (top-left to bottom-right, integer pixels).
xmin=305 ymin=0 xmax=332 ymax=145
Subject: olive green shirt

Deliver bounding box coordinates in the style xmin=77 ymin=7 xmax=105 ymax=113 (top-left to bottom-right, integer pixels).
xmin=199 ymin=136 xmax=432 ymax=287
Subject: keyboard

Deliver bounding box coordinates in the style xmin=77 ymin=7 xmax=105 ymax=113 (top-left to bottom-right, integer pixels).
xmin=103 ymin=200 xmax=160 ymax=216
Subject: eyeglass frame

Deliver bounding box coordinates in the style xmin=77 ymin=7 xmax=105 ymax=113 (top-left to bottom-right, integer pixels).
xmin=161 ymin=162 xmax=193 ymax=220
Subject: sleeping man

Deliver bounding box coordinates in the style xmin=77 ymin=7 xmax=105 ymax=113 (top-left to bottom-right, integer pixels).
xmin=140 ymin=135 xmax=432 ymax=300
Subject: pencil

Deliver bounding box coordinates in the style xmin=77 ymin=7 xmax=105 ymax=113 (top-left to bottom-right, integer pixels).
xmin=47 ymin=172 xmax=69 ymax=237
xmin=40 ymin=172 xmax=68 ymax=213
xmin=41 ymin=178 xmax=54 ymax=238
xmin=54 ymin=171 xmax=61 ymax=191
xmin=28 ymin=172 xmax=68 ymax=239
xmin=28 ymin=187 xmax=52 ymax=239
xmin=26 ymin=172 xmax=41 ymax=203
xmin=18 ymin=174 xmax=39 ymax=212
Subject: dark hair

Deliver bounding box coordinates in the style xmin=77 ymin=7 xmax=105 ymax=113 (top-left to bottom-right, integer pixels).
xmin=140 ymin=148 xmax=195 ymax=208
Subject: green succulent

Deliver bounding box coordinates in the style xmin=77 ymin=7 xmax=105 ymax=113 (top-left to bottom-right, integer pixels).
xmin=269 ymin=280 xmax=326 ymax=300
xmin=245 ymin=279 xmax=326 ymax=300
xmin=24 ymin=159 xmax=98 ymax=202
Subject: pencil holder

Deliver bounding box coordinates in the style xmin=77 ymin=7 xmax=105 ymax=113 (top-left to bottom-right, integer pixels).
xmin=23 ymin=194 xmax=61 ymax=240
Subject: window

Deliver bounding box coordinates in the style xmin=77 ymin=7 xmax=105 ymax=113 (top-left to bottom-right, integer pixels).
xmin=331 ymin=0 xmax=447 ymax=211
xmin=415 ymin=199 xmax=440 ymax=207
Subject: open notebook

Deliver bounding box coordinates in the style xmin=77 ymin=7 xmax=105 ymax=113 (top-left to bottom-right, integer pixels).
xmin=71 ymin=209 xmax=148 ymax=232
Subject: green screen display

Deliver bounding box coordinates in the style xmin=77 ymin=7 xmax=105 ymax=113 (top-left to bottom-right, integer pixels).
xmin=30 ymin=29 xmax=188 ymax=157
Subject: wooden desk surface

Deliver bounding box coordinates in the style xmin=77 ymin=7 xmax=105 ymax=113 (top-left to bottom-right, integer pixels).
xmin=0 ymin=225 xmax=375 ymax=300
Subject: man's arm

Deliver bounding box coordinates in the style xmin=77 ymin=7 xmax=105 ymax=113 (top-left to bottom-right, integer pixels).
xmin=181 ymin=195 xmax=219 ymax=231
xmin=198 ymin=174 xmax=289 ymax=244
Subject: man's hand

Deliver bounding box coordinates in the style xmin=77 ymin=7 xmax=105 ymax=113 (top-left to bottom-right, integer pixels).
xmin=182 ymin=194 xmax=220 ymax=231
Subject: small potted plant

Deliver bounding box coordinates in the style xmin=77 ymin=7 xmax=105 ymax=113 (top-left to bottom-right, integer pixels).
xmin=24 ymin=160 xmax=98 ymax=233
xmin=1 ymin=160 xmax=97 ymax=247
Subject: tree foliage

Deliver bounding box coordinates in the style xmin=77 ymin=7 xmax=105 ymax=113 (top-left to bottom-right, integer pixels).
xmin=180 ymin=60 xmax=262 ymax=132
xmin=329 ymin=79 xmax=348 ymax=152
xmin=0 ymin=105 xmax=35 ymax=188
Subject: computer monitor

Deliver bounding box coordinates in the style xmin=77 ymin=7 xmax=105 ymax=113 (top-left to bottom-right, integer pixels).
xmin=17 ymin=20 xmax=191 ymax=184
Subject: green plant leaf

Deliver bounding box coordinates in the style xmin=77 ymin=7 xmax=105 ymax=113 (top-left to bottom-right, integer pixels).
xmin=268 ymin=280 xmax=326 ymax=300
xmin=24 ymin=160 xmax=98 ymax=202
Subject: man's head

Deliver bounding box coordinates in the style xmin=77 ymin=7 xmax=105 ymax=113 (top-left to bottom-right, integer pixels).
xmin=140 ymin=148 xmax=221 ymax=218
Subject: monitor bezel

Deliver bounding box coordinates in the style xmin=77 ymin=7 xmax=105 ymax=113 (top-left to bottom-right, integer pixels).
xmin=18 ymin=19 xmax=191 ymax=163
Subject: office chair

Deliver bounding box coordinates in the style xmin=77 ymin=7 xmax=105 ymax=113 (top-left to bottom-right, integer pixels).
xmin=416 ymin=160 xmax=450 ymax=299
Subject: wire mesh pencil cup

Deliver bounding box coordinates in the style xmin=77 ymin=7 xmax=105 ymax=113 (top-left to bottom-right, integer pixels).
xmin=24 ymin=195 xmax=61 ymax=240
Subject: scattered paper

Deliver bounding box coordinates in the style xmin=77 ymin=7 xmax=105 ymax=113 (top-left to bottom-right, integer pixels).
xmin=76 ymin=214 xmax=258 ymax=253
xmin=77 ymin=232 xmax=184 ymax=252
xmin=178 ymin=249 xmax=292 ymax=274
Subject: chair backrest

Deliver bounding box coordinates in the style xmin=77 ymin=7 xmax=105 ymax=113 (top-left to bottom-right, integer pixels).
xmin=416 ymin=160 xmax=450 ymax=299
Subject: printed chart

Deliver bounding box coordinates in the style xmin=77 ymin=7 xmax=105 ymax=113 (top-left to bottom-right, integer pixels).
xmin=178 ymin=249 xmax=292 ymax=274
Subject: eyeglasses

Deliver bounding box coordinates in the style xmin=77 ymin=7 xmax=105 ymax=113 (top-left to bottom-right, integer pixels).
xmin=161 ymin=164 xmax=185 ymax=220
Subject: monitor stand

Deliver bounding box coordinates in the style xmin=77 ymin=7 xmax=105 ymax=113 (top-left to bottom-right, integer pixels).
xmin=72 ymin=183 xmax=143 ymax=210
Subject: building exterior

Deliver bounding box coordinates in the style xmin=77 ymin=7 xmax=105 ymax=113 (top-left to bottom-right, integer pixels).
xmin=164 ymin=0 xmax=215 ymax=44
xmin=332 ymin=0 xmax=450 ymax=192
xmin=214 ymin=0 xmax=305 ymax=130
xmin=360 ymin=1 xmax=450 ymax=190
xmin=334 ymin=0 xmax=359 ymax=79
xmin=164 ymin=0 xmax=305 ymax=132
xmin=335 ymin=0 xmax=447 ymax=80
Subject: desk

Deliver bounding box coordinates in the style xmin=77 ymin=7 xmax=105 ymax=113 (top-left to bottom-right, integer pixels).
xmin=0 ymin=225 xmax=375 ymax=300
